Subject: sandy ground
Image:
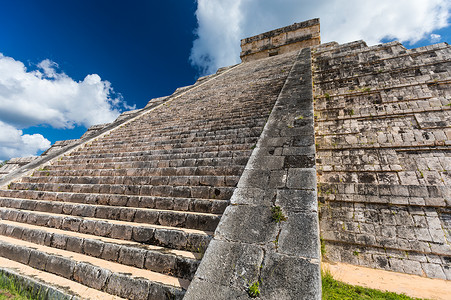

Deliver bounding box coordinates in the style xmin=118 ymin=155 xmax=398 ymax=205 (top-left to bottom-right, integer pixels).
xmin=323 ymin=261 xmax=451 ymax=300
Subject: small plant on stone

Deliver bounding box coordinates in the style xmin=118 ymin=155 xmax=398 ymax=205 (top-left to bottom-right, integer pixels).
xmin=324 ymin=93 xmax=330 ymax=99
xmin=248 ymin=281 xmax=260 ymax=298
xmin=353 ymin=251 xmax=359 ymax=256
xmin=418 ymin=169 xmax=424 ymax=178
xmin=320 ymin=237 xmax=326 ymax=257
xmin=271 ymin=206 xmax=287 ymax=223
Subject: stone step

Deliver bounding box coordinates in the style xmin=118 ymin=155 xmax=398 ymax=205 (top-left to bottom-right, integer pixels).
xmin=22 ymin=175 xmax=240 ymax=189
xmin=0 ymin=220 xmax=200 ymax=280
xmin=0 ymin=257 xmax=126 ymax=299
xmin=70 ymin=140 xmax=256 ymax=156
xmin=0 ymin=235 xmax=186 ymax=299
xmin=0 ymin=207 xmax=212 ymax=251
xmin=89 ymin=129 xmax=263 ymax=147
xmin=32 ymin=165 xmax=245 ymax=178
xmin=48 ymin=156 xmax=250 ymax=172
xmin=97 ymin=126 xmax=263 ymax=143
xmin=80 ymin=136 xmax=258 ymax=153
xmin=91 ymin=118 xmax=267 ymax=141
xmin=8 ymin=182 xmax=235 ymax=200
xmin=57 ymin=149 xmax=252 ymax=163
xmin=69 ymin=146 xmax=250 ymax=160
xmin=116 ymin=111 xmax=268 ymax=128
xmin=0 ymin=192 xmax=228 ymax=214
xmin=0 ymin=197 xmax=221 ymax=231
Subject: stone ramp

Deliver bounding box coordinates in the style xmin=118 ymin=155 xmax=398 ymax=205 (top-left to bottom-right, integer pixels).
xmin=185 ymin=48 xmax=321 ymax=299
xmin=0 ymin=51 xmax=297 ymax=299
xmin=314 ymin=40 xmax=451 ymax=279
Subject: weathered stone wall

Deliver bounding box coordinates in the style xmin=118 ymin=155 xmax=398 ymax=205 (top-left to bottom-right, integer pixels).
xmin=240 ymin=18 xmax=320 ymax=62
xmin=313 ymin=40 xmax=451 ymax=279
xmin=0 ymin=157 xmax=38 ymax=178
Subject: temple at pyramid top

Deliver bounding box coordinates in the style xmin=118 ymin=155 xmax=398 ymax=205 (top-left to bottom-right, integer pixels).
xmin=240 ymin=18 xmax=320 ymax=62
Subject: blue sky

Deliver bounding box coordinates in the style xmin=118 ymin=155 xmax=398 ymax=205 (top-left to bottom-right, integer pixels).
xmin=0 ymin=0 xmax=450 ymax=161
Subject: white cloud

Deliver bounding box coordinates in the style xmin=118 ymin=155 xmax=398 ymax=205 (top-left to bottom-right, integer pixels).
xmin=0 ymin=53 xmax=134 ymax=129
xmin=0 ymin=53 xmax=135 ymax=160
xmin=431 ymin=33 xmax=442 ymax=43
xmin=190 ymin=0 xmax=451 ymax=74
xmin=0 ymin=121 xmax=50 ymax=161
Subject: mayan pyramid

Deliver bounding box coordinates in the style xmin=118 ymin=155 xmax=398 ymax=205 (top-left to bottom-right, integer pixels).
xmin=0 ymin=18 xmax=450 ymax=299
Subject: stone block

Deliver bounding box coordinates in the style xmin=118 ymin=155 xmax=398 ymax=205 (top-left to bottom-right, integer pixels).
xmin=79 ymin=219 xmax=96 ymax=235
xmin=46 ymin=256 xmax=75 ymax=279
xmin=237 ymin=169 xmax=270 ymax=188
xmin=93 ymin=221 xmax=113 ymax=237
xmin=184 ymin=277 xmax=247 ymax=300
xmin=118 ymin=247 xmax=146 ymax=268
xmin=61 ymin=217 xmax=82 ymax=232
xmin=229 ymin=187 xmax=276 ymax=206
xmin=278 ymin=212 xmax=320 ymax=259
xmin=276 ymin=189 xmax=317 ymax=212
xmin=73 ymin=262 xmax=111 ymax=290
xmin=421 ymin=262 xmax=447 ymax=279
xmin=144 ymin=251 xmax=176 ymax=274
xmin=110 ymin=224 xmax=133 ymax=240
xmin=134 ymin=210 xmax=159 ymax=224
xmin=284 ymin=155 xmax=315 ymax=168
xmin=83 ymin=239 xmax=104 ymax=257
xmin=402 ymin=260 xmax=423 ymax=276
xmin=260 ymin=252 xmax=321 ymax=300
xmin=159 ymin=211 xmax=186 ymax=227
xmin=153 ymin=229 xmax=187 ymax=249
xmin=105 ymin=273 xmax=150 ymax=300
xmin=51 ymin=234 xmax=68 ymax=249
xmin=292 ymin=135 xmax=315 ymax=147
xmin=194 ymin=239 xmax=263 ymax=288
xmin=101 ymin=243 xmax=121 ymax=261
xmin=286 ymin=168 xmax=316 ymax=189
xmin=174 ymin=256 xmax=199 ymax=279
xmin=216 ymin=205 xmax=278 ymax=244
xmin=132 ymin=226 xmax=155 ymax=243
xmin=28 ymin=249 xmax=49 ymax=270
xmin=65 ymin=236 xmax=84 ymax=253
xmin=148 ymin=282 xmax=185 ymax=300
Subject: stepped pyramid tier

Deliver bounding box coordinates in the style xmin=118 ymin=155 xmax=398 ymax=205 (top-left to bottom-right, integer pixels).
xmin=313 ymin=40 xmax=451 ymax=280
xmin=0 ymin=17 xmax=450 ymax=299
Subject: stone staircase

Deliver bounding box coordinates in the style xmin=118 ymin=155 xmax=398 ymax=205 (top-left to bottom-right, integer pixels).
xmin=0 ymin=51 xmax=297 ymax=299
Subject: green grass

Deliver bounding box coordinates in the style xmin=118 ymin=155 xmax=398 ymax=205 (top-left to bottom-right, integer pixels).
xmin=271 ymin=206 xmax=287 ymax=223
xmin=0 ymin=276 xmax=32 ymax=300
xmin=322 ymin=270 xmax=425 ymax=300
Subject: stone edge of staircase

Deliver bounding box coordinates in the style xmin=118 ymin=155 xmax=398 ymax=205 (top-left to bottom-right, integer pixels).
xmin=0 ymin=66 xmax=238 ymax=190
xmin=184 ymin=48 xmax=321 ymax=299
xmin=0 ymin=267 xmax=78 ymax=300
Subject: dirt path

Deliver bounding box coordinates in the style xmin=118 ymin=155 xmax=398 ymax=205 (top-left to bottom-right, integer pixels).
xmin=323 ymin=262 xmax=451 ymax=300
